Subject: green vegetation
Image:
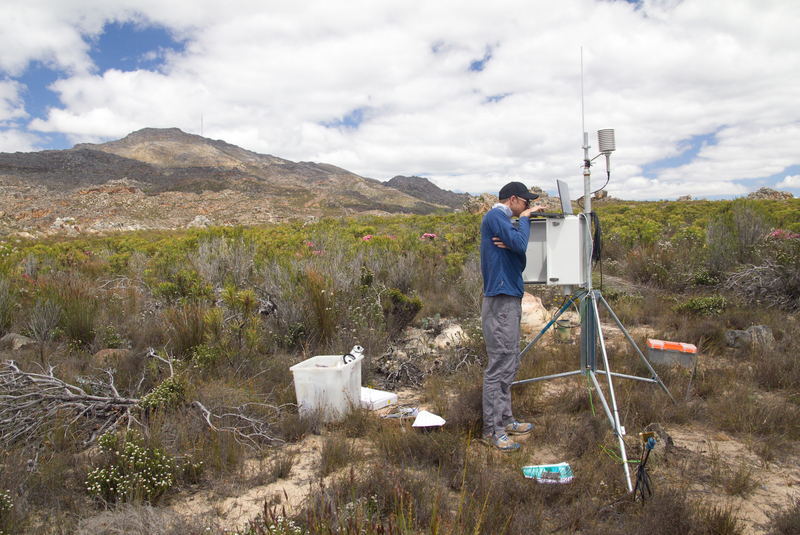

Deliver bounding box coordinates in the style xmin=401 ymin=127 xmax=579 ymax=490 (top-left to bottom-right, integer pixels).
xmin=0 ymin=198 xmax=798 ymax=533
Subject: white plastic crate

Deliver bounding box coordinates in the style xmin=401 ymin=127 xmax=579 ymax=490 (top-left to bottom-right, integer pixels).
xmin=290 ymin=354 xmax=363 ymax=421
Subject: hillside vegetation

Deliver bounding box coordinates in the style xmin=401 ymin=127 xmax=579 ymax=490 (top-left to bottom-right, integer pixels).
xmin=0 ymin=197 xmax=799 ymax=534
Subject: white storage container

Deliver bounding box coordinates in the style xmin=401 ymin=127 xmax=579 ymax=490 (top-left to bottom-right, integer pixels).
xmin=290 ymin=354 xmax=363 ymax=421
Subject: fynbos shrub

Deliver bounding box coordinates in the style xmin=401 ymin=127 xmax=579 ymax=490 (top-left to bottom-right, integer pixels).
xmin=138 ymin=376 xmax=186 ymax=411
xmin=86 ymin=431 xmax=175 ymax=505
xmin=0 ymin=277 xmax=17 ymax=336
xmin=0 ymin=489 xmax=14 ymax=534
xmin=675 ymin=295 xmax=727 ymax=316
xmin=384 ymin=288 xmax=423 ymax=338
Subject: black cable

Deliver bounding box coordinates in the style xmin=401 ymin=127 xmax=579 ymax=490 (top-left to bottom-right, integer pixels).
xmin=591 ymin=211 xmax=602 ymax=265
xmin=576 ymin=169 xmax=611 ymax=210
xmin=634 ymin=437 xmax=656 ymax=504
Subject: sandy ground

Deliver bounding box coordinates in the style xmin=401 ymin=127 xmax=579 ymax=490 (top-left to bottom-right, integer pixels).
xmin=168 ymin=402 xmax=800 ymax=534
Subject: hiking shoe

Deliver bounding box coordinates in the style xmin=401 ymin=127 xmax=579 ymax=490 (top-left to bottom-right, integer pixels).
xmin=505 ymin=421 xmax=533 ymax=436
xmin=493 ymin=434 xmax=520 ymax=452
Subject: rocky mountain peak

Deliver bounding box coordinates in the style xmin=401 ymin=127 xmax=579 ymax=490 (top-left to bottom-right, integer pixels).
xmin=383 ymin=175 xmax=472 ymax=209
xmin=73 ymin=127 xmax=280 ymax=169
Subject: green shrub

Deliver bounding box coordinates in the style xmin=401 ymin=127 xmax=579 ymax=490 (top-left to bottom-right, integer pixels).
xmin=303 ymin=267 xmax=339 ymax=348
xmin=725 ymin=229 xmax=800 ymax=311
xmin=138 ymin=376 xmax=186 ymax=411
xmin=705 ymin=199 xmax=773 ymax=273
xmin=164 ymin=302 xmax=206 ymax=357
xmin=153 ymin=269 xmax=213 ymax=304
xmin=49 ymin=276 xmax=98 ymax=351
xmin=190 ymin=344 xmax=219 ymax=370
xmin=0 ymin=277 xmax=17 ymax=336
xmin=101 ymin=325 xmax=130 ymax=349
xmin=675 ymin=295 xmax=726 ymax=316
xmin=384 ymin=288 xmax=423 ymax=338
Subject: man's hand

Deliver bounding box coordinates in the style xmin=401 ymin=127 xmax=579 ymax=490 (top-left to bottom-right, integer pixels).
xmin=521 ymin=204 xmax=546 ymax=218
xmin=492 ymin=236 xmax=508 ymax=249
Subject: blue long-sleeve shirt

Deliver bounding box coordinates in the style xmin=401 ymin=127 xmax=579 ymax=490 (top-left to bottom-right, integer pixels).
xmin=480 ymin=204 xmax=530 ymax=297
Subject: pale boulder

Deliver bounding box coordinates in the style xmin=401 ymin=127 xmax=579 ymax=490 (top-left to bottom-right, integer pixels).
xmin=0 ymin=333 xmax=37 ymax=351
xmin=432 ymin=324 xmax=469 ymax=349
xmin=520 ymin=293 xmax=548 ymax=336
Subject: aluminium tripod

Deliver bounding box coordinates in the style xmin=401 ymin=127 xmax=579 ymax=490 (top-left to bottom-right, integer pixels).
xmin=511 ymin=128 xmax=674 ymax=492
xmin=512 ymin=288 xmax=675 ymax=492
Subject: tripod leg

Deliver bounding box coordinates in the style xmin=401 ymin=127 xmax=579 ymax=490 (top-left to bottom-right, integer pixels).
xmin=590 ymin=292 xmax=633 ymax=493
xmin=598 ymin=294 xmax=676 ymax=404
xmin=588 ymin=371 xmax=634 ymax=493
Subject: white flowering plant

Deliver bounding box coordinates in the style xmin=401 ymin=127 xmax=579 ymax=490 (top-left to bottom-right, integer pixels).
xmin=86 ymin=431 xmax=176 ymax=505
xmin=0 ymin=489 xmax=14 ymax=534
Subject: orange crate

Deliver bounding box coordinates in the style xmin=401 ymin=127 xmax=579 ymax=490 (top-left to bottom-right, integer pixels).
xmin=646 ymin=339 xmax=697 ymax=368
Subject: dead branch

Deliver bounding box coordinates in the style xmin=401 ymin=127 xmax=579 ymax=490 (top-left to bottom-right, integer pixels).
xmin=192 ymin=401 xmax=286 ymax=451
xmin=724 ymin=260 xmax=800 ymax=311
xmin=0 ymin=351 xmax=289 ymax=451
xmin=146 ymin=347 xmax=174 ymax=376
xmin=0 ymin=361 xmax=139 ymax=447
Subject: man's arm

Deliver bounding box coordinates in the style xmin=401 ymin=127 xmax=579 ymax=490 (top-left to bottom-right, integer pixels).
xmin=492 ymin=205 xmax=546 ymax=249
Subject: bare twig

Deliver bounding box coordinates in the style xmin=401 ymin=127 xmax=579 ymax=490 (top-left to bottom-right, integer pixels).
xmin=192 ymin=400 xmax=286 ymax=451
xmin=146 ymin=347 xmax=174 ymax=376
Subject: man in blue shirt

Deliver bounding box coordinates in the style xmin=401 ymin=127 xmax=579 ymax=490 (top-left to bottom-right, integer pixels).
xmin=481 ymin=181 xmax=544 ymax=451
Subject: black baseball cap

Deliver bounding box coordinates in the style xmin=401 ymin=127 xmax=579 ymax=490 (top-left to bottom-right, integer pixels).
xmin=499 ymin=181 xmax=539 ymax=201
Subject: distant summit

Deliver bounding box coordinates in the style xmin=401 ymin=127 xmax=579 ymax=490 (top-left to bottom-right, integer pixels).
xmin=383 ymin=175 xmax=472 ymax=209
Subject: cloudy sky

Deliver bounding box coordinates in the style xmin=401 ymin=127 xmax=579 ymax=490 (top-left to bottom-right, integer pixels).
xmin=1 ymin=0 xmax=799 ymax=200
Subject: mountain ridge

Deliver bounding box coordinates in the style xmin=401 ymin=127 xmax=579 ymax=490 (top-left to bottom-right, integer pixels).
xmin=0 ymin=128 xmax=472 ymax=236
xmin=383 ymin=175 xmax=471 ymax=209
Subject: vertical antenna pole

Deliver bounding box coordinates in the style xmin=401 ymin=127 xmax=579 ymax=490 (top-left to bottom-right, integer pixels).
xmin=581 ymin=48 xmax=592 ymax=291
xmin=580 ymin=48 xmax=596 ymax=375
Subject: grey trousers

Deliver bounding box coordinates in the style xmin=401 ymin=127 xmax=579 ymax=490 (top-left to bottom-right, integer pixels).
xmin=482 ymin=294 xmax=522 ymax=437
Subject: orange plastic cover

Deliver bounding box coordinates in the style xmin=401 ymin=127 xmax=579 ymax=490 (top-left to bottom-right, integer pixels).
xmin=647 ymin=338 xmax=697 ymax=354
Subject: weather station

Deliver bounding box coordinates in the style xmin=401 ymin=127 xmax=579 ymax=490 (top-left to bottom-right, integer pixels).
xmin=512 ymin=55 xmax=675 ymax=493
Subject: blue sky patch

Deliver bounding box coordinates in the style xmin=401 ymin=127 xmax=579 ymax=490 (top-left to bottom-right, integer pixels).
xmin=323 ymin=107 xmax=369 ymax=130
xmin=16 ymin=63 xmax=61 ymax=122
xmin=641 ymin=132 xmax=718 ymax=178
xmin=485 ymin=93 xmax=511 ymax=104
xmin=469 ymin=47 xmax=493 ymax=72
xmin=89 ymin=21 xmax=185 ymax=74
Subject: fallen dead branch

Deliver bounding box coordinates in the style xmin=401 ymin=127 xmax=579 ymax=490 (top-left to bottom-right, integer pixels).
xmin=192 ymin=400 xmax=286 ymax=451
xmin=1 ymin=349 xmax=288 ymax=451
xmin=724 ymin=261 xmax=800 ymax=311
xmin=0 ymin=360 xmax=139 ymax=447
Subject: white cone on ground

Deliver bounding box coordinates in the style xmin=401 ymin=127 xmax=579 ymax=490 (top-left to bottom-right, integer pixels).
xmin=412 ymin=410 xmax=446 ymax=427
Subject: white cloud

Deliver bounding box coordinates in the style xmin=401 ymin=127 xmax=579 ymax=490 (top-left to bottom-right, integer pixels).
xmin=777 ymin=175 xmax=800 ymax=190
xmin=0 ymin=80 xmax=27 ymax=124
xmin=0 ymin=128 xmax=38 ymax=152
xmin=1 ymin=0 xmax=800 ymax=200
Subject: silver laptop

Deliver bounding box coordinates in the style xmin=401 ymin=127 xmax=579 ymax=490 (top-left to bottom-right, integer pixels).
xmin=531 ymin=180 xmax=573 ymax=218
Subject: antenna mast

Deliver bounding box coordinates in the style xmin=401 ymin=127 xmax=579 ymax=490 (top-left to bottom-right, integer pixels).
xmin=581 ymin=48 xmax=592 ymax=292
